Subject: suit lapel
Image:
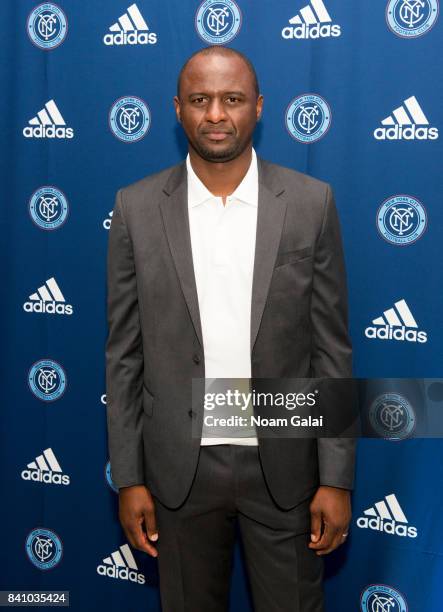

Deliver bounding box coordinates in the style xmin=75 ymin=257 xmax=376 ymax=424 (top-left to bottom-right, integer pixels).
xmin=159 ymin=162 xmax=204 ymax=347
xmin=158 ymin=155 xmax=288 ymax=354
xmin=251 ymin=157 xmax=288 ymax=352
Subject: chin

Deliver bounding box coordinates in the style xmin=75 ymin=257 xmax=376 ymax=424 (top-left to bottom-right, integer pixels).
xmin=194 ymin=141 xmax=244 ymax=163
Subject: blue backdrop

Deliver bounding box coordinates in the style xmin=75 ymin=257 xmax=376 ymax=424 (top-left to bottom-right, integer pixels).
xmin=2 ymin=1 xmax=443 ymax=610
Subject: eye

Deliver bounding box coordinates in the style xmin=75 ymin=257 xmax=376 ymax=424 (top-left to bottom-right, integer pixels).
xmin=192 ymin=97 xmax=206 ymax=104
xmin=226 ymin=96 xmax=240 ymax=104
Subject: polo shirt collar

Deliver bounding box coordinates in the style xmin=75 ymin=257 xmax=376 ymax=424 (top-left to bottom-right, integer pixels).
xmin=186 ymin=148 xmax=258 ymax=208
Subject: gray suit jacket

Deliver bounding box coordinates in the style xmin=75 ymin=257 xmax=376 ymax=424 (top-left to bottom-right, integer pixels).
xmin=105 ymin=155 xmax=356 ymax=509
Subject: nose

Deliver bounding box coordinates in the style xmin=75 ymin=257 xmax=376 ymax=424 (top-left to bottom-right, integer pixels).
xmin=205 ymin=98 xmax=227 ymax=123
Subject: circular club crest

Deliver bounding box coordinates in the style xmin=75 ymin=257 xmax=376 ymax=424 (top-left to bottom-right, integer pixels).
xmin=28 ymin=359 xmax=67 ymax=402
xmin=27 ymin=3 xmax=68 ymax=49
xmin=285 ymin=94 xmax=331 ymax=143
xmin=377 ymin=195 xmax=427 ymax=245
xmin=105 ymin=460 xmax=118 ymax=493
xmin=195 ymin=0 xmax=242 ymax=44
xmin=361 ymin=584 xmax=408 ymax=612
xmin=25 ymin=528 xmax=63 ymax=570
xmin=29 ymin=186 xmax=69 ymax=231
xmin=109 ymin=97 xmax=151 ymax=143
xmin=369 ymin=393 xmax=416 ymax=440
xmin=386 ymin=0 xmax=439 ymax=37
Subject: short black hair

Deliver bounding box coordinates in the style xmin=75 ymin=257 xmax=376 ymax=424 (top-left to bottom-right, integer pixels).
xmin=176 ymin=46 xmax=260 ymax=98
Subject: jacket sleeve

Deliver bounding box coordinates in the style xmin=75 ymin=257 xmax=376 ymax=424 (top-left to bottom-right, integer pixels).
xmin=310 ymin=184 xmax=356 ymax=490
xmin=105 ymin=188 xmax=145 ymax=489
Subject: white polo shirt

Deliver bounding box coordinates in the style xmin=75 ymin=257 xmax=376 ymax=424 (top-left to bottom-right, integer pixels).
xmin=186 ymin=148 xmax=259 ymax=445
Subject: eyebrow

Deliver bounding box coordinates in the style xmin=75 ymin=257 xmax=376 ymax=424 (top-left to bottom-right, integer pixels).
xmin=187 ymin=91 xmax=246 ymax=99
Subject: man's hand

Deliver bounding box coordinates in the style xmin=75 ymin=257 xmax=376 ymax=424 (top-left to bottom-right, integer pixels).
xmin=308 ymin=485 xmax=351 ymax=556
xmin=118 ymin=485 xmax=159 ymax=558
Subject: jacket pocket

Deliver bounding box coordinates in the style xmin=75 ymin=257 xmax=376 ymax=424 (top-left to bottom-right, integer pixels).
xmin=142 ymin=384 xmax=154 ymax=417
xmin=274 ymin=246 xmax=312 ymax=269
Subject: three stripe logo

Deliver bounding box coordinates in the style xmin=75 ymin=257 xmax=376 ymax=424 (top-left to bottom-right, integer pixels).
xmin=21 ymin=448 xmax=70 ymax=485
xmin=27 ymin=448 xmax=62 ymax=472
xmin=97 ymin=543 xmax=146 ymax=583
xmin=23 ymin=277 xmax=73 ymax=316
xmin=28 ymin=99 xmax=66 ymax=127
xmin=104 ymin=4 xmax=158 ymax=45
xmin=23 ymin=99 xmax=74 ymax=139
xmin=372 ymin=298 xmax=417 ymax=328
xmin=381 ymin=95 xmax=429 ymax=127
xmin=357 ymin=493 xmax=418 ymax=538
xmin=102 ymin=544 xmax=138 ymax=569
xmin=283 ymin=0 xmax=341 ymax=39
xmin=362 ymin=493 xmax=408 ymax=523
xmin=109 ymin=3 xmax=149 ymax=32
xmin=29 ymin=277 xmax=66 ymax=303
xmin=365 ymin=299 xmax=427 ymax=343
xmin=289 ymin=0 xmax=332 ymax=25
xmin=374 ymin=96 xmax=438 ymax=140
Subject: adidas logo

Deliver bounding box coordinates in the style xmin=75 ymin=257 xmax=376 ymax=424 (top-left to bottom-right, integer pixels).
xmin=23 ymin=277 xmax=73 ymax=315
xmin=365 ymin=298 xmax=427 ymax=343
xmin=357 ymin=493 xmax=417 ymax=538
xmin=21 ymin=448 xmax=70 ymax=486
xmin=374 ymin=96 xmax=438 ymax=140
xmin=282 ymin=0 xmax=341 ymax=39
xmin=97 ymin=543 xmax=146 ymax=584
xmin=104 ymin=3 xmax=157 ymax=45
xmin=23 ymin=99 xmax=74 ymax=139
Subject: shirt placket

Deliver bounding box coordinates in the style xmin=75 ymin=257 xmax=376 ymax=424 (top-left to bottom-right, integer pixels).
xmin=213 ymin=197 xmax=233 ymax=268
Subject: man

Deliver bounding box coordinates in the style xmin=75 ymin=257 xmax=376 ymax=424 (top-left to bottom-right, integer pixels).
xmin=106 ymin=46 xmax=355 ymax=611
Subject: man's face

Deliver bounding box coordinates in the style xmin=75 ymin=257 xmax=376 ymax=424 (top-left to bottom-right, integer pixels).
xmin=174 ymin=53 xmax=263 ymax=162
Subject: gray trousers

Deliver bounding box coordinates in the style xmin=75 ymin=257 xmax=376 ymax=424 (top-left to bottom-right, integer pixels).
xmin=154 ymin=444 xmax=324 ymax=611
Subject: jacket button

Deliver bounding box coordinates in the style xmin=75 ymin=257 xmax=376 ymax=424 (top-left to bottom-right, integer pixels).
xmin=188 ymin=409 xmax=195 ymax=418
xmin=192 ymin=354 xmax=201 ymax=364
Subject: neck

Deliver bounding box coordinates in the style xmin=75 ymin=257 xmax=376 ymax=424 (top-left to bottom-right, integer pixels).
xmin=188 ymin=145 xmax=253 ymax=205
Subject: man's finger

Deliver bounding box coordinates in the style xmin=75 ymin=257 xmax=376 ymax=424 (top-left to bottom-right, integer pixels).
xmin=310 ymin=510 xmax=322 ymax=544
xmin=125 ymin=521 xmax=158 ymax=557
xmin=314 ymin=522 xmax=350 ymax=555
xmin=309 ymin=521 xmax=336 ymax=551
xmin=316 ymin=536 xmax=344 ymax=555
xmin=143 ymin=508 xmax=159 ymax=542
xmin=315 ymin=530 xmax=344 ymax=555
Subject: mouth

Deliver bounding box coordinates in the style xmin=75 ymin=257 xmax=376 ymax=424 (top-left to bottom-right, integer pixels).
xmin=201 ymin=130 xmax=233 ymax=141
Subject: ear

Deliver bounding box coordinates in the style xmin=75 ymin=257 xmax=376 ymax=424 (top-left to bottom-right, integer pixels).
xmin=256 ymin=94 xmax=264 ymax=121
xmin=173 ymin=96 xmax=181 ymax=123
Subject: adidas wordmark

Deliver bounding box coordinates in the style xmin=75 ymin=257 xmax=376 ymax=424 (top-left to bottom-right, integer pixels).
xmin=374 ymin=96 xmax=438 ymax=141
xmin=21 ymin=448 xmax=70 ymax=486
xmin=365 ymin=299 xmax=427 ymax=343
xmin=97 ymin=543 xmax=146 ymax=584
xmin=23 ymin=100 xmax=73 ymax=139
xmin=357 ymin=493 xmax=418 ymax=538
xmin=282 ymin=0 xmax=341 ymax=39
xmin=104 ymin=4 xmax=157 ymax=45
xmin=23 ymin=277 xmax=73 ymax=315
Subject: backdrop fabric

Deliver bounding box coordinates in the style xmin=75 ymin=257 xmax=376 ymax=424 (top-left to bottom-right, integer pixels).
xmin=1 ymin=1 xmax=442 ymax=610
